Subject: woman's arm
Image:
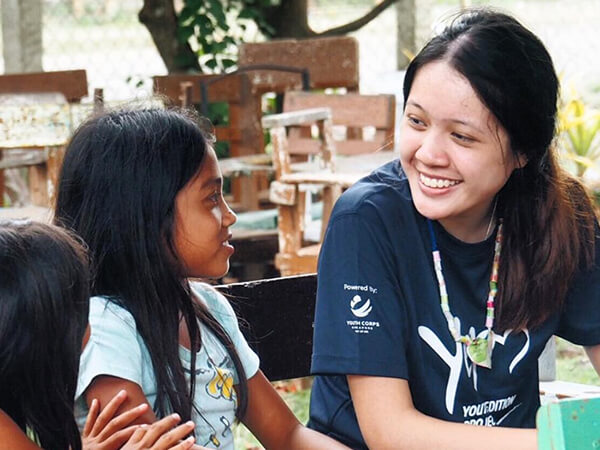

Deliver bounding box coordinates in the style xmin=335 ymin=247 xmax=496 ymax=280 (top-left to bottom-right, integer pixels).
xmin=241 ymin=370 xmax=349 ymax=449
xmin=584 ymin=344 xmax=600 ymax=376
xmin=0 ymin=410 xmax=40 ymax=450
xmin=348 ymin=375 xmax=537 ymax=450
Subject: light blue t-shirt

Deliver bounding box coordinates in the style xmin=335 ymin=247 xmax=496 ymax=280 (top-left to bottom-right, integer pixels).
xmin=75 ymin=282 xmax=260 ymax=449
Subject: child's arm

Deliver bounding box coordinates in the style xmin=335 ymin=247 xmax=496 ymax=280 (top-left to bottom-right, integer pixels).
xmin=0 ymin=410 xmax=40 ymax=450
xmin=241 ymin=370 xmax=349 ymax=449
xmin=348 ymin=375 xmax=537 ymax=450
xmin=84 ymin=375 xmax=158 ymax=425
xmin=83 ymin=382 xmax=199 ymax=450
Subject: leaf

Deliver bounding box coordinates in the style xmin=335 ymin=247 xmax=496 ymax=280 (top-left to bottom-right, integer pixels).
xmin=208 ymin=0 xmax=228 ymax=29
xmin=222 ymin=58 xmax=236 ymax=69
xmin=205 ymin=58 xmax=218 ymax=70
xmin=177 ymin=26 xmax=195 ymax=43
xmin=238 ymin=8 xmax=256 ymax=19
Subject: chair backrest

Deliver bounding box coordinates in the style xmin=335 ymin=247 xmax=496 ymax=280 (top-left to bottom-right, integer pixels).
xmin=0 ymin=70 xmax=88 ymax=103
xmin=216 ymin=274 xmax=317 ymax=381
xmin=238 ymin=36 xmax=359 ymax=93
xmin=153 ymin=73 xmax=259 ymax=150
xmin=282 ymin=91 xmax=396 ymax=156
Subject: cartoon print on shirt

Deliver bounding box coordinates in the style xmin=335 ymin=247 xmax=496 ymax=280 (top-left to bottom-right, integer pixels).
xmin=220 ymin=416 xmax=232 ymax=437
xmin=418 ymin=315 xmax=530 ymax=416
xmin=206 ymin=356 xmax=236 ymax=402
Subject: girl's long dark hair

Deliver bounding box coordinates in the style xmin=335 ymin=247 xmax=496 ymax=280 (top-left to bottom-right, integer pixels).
xmin=404 ymin=8 xmax=596 ymax=330
xmin=0 ymin=220 xmax=90 ymax=450
xmin=54 ymin=106 xmax=248 ymax=423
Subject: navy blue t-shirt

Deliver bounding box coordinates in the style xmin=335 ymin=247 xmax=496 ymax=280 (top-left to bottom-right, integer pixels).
xmin=308 ymin=160 xmax=600 ymax=449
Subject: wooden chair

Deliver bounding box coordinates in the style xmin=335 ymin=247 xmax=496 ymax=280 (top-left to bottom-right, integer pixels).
xmin=154 ymin=36 xmax=361 ymax=214
xmin=262 ymin=92 xmax=396 ymax=276
xmin=238 ymin=36 xmax=360 ymax=94
xmin=154 ymin=72 xmax=266 ymax=212
xmin=0 ymin=70 xmax=88 ymax=206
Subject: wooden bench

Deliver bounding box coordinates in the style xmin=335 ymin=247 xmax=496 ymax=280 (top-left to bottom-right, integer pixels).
xmin=0 ymin=70 xmax=88 ymax=206
xmin=216 ymin=273 xmax=317 ymax=381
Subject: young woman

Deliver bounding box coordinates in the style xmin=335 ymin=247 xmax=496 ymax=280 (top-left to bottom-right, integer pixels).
xmin=54 ymin=106 xmax=347 ymax=449
xmin=308 ymin=8 xmax=600 ymax=449
xmin=0 ymin=220 xmax=196 ymax=450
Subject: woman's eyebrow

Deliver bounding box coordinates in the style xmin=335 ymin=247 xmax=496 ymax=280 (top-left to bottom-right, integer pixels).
xmin=407 ymin=99 xmax=484 ymax=134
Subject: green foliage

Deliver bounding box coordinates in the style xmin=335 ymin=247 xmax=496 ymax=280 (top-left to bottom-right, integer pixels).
xmin=558 ymin=90 xmax=600 ymax=179
xmin=178 ymin=0 xmax=279 ymax=73
xmin=556 ymin=338 xmax=600 ymax=385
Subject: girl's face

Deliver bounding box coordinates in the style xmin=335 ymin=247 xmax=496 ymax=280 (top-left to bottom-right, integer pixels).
xmin=400 ymin=61 xmax=522 ymax=242
xmin=173 ymin=147 xmax=237 ymax=278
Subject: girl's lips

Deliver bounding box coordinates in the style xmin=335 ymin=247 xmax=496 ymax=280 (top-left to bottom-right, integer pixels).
xmin=222 ymin=233 xmax=234 ymax=252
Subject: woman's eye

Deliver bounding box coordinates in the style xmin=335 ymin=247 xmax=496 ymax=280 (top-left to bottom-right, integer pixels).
xmin=407 ymin=116 xmax=425 ymax=127
xmin=452 ymin=132 xmax=473 ymax=143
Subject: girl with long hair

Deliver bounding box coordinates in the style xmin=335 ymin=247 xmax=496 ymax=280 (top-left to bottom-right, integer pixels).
xmin=308 ymin=8 xmax=600 ymax=449
xmin=0 ymin=220 xmax=196 ymax=450
xmin=54 ymin=106 xmax=347 ymax=449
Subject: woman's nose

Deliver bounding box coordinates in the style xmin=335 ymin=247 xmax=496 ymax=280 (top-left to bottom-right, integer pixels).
xmin=415 ymin=131 xmax=449 ymax=166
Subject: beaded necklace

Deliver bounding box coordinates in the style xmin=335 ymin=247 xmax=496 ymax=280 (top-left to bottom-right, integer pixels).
xmin=427 ymin=219 xmax=503 ymax=369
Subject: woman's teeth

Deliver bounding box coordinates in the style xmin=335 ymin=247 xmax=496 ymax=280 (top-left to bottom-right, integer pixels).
xmin=420 ymin=173 xmax=459 ymax=188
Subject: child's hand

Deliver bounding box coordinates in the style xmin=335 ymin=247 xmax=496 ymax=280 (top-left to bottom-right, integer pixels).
xmin=82 ymin=390 xmax=149 ymax=450
xmin=121 ymin=415 xmax=196 ymax=450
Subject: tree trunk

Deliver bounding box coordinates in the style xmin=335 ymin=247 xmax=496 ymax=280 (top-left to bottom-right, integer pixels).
xmin=396 ymin=0 xmax=416 ymax=69
xmin=139 ymin=0 xmax=200 ymax=73
xmin=2 ymin=0 xmax=43 ymax=73
xmin=269 ymin=0 xmax=315 ymax=38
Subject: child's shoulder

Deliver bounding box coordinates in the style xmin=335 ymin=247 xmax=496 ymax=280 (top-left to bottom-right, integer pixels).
xmin=0 ymin=410 xmax=39 ymax=449
xmin=88 ymin=295 xmax=137 ymax=328
xmin=190 ymin=281 xmax=236 ymax=324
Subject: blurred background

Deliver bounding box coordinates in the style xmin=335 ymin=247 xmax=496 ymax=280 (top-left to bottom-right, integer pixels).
xmin=1 ymin=0 xmax=598 ymax=104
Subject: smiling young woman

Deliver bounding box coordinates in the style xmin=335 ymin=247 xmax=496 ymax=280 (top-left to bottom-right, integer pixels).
xmin=308 ymin=8 xmax=600 ymax=450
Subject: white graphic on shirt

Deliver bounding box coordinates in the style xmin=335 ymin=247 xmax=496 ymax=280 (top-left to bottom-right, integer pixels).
xmin=418 ymin=317 xmax=530 ymax=416
xmin=350 ymin=295 xmax=372 ymax=318
xmin=496 ymin=403 xmax=522 ymax=425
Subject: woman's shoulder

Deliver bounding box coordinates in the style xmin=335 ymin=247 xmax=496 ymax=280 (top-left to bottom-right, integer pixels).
xmin=0 ymin=410 xmax=40 ymax=449
xmin=333 ymin=159 xmax=411 ymax=216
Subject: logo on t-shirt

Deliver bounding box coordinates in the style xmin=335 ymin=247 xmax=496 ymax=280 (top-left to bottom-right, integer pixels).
xmin=343 ymin=283 xmax=380 ymax=334
xmin=350 ymin=295 xmax=372 ymax=317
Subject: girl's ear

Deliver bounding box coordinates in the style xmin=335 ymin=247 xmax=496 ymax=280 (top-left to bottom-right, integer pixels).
xmin=516 ymin=152 xmax=528 ymax=169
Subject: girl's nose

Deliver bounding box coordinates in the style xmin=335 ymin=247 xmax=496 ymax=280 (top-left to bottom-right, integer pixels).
xmin=223 ymin=202 xmax=237 ymax=227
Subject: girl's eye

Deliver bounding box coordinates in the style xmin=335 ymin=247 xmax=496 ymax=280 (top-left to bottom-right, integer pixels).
xmin=208 ymin=191 xmax=220 ymax=205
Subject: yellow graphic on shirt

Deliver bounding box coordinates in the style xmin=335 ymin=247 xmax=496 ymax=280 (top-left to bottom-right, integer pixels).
xmin=206 ymin=357 xmax=236 ymax=402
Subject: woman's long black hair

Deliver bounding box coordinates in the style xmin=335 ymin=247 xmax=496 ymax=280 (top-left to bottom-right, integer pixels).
xmin=403 ymin=8 xmax=596 ymax=330
xmin=54 ymin=106 xmax=248 ymax=423
xmin=0 ymin=220 xmax=90 ymax=450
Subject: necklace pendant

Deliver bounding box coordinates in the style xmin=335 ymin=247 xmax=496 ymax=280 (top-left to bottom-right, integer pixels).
xmin=466 ymin=333 xmax=494 ymax=369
